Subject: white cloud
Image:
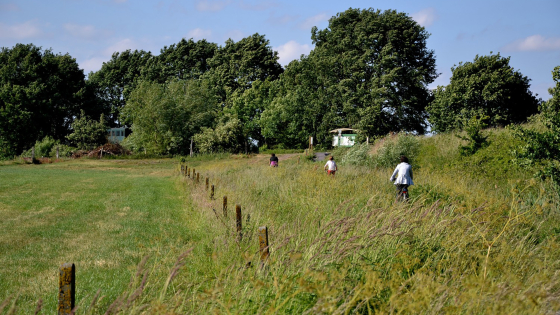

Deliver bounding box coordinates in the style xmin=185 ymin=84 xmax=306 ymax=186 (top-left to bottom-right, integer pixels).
xmin=63 ymin=23 xmax=112 ymax=40
xmin=503 ymin=35 xmax=560 ymax=52
xmin=238 ymin=0 xmax=278 ymax=11
xmin=0 ymin=3 xmax=19 ymax=11
xmin=411 ymin=8 xmax=437 ymax=27
xmin=224 ymin=30 xmax=244 ymax=41
xmin=187 ymin=28 xmax=212 ymax=40
xmin=299 ymin=13 xmax=329 ymax=30
xmin=81 ymin=57 xmax=107 ymax=74
xmin=103 ymin=38 xmax=140 ymax=55
xmin=275 ymin=40 xmax=312 ymax=66
xmin=196 ymin=0 xmax=231 ymax=11
xmin=0 ymin=20 xmax=43 ymax=39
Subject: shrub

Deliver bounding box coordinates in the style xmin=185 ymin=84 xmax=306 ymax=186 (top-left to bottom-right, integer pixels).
xmin=341 ymin=143 xmax=371 ymax=166
xmin=21 ymin=136 xmax=57 ymax=158
xmin=372 ymin=133 xmax=420 ymax=168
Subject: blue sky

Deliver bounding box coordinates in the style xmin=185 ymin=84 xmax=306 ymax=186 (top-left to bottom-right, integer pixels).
xmin=1 ymin=0 xmax=559 ymax=99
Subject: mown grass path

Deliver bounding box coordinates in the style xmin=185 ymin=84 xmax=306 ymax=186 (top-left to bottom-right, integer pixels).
xmin=0 ymin=159 xmax=192 ymax=313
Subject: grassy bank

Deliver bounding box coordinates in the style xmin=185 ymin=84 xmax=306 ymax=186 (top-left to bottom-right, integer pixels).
xmin=2 ymin=129 xmax=560 ymax=313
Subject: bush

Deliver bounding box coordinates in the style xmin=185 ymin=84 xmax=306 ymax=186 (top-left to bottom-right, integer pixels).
xmin=49 ymin=144 xmax=76 ymax=158
xmin=372 ymin=133 xmax=420 ymax=168
xmin=21 ymin=136 xmax=57 ymax=158
xmin=341 ymin=143 xmax=372 ymax=166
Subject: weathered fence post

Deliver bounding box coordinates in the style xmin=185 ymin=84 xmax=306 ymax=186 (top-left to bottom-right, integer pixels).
xmin=58 ymin=263 xmax=75 ymax=315
xmin=196 ymin=173 xmax=200 ymax=183
xmin=181 ymin=165 xmax=184 ymax=174
xmin=206 ymin=178 xmax=209 ymax=191
xmin=223 ymin=196 xmax=227 ymax=217
xmin=258 ymin=226 xmax=270 ymax=266
xmin=236 ymin=205 xmax=242 ymax=240
xmin=187 ymin=167 xmax=190 ymax=178
xmin=211 ymin=185 xmax=214 ymax=199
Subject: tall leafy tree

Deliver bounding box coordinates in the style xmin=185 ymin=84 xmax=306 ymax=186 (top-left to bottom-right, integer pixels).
xmin=427 ymin=53 xmax=540 ymax=132
xmin=260 ymin=56 xmax=338 ymax=148
xmin=141 ymin=38 xmax=217 ymax=83
xmin=121 ymin=78 xmax=219 ymax=155
xmin=309 ymin=8 xmax=438 ymax=137
xmin=206 ymin=33 xmax=283 ymax=101
xmin=87 ymin=49 xmax=153 ymax=126
xmin=0 ymin=43 xmax=87 ymax=157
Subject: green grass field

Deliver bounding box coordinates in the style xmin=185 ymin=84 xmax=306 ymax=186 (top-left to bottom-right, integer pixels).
xmin=1 ymin=130 xmax=560 ymax=314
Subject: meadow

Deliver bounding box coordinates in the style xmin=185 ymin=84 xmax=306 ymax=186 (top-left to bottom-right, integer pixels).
xmin=1 ymin=129 xmax=559 ymax=314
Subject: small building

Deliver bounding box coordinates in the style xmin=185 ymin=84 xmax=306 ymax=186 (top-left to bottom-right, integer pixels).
xmin=330 ymin=128 xmax=359 ymax=147
xmin=107 ymin=127 xmax=127 ymax=143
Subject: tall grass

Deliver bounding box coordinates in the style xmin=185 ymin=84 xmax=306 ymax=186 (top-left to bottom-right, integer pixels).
xmin=2 ymin=129 xmax=560 ymax=313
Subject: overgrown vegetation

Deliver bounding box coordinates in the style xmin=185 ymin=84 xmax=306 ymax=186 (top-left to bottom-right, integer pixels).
xmin=2 ymin=127 xmax=559 ymax=314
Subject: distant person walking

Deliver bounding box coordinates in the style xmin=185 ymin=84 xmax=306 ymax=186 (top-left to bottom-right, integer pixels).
xmin=324 ymin=156 xmax=337 ymax=175
xmin=390 ymin=155 xmax=414 ymax=201
xmin=270 ymin=153 xmax=279 ymax=167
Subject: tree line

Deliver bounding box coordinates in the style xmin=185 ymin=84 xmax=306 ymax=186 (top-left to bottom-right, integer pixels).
xmin=1 ymin=8 xmax=555 ymax=158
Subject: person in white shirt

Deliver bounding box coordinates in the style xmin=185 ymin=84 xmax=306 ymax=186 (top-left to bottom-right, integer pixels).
xmin=390 ymin=155 xmax=413 ymax=200
xmin=324 ymin=156 xmax=338 ymax=175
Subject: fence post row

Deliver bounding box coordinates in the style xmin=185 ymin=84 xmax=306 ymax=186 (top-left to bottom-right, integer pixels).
xmin=258 ymin=226 xmax=270 ymax=266
xmin=58 ymin=263 xmax=75 ymax=315
xmin=236 ymin=205 xmax=242 ymax=241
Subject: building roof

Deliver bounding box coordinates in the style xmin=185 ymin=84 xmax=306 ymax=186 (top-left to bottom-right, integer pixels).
xmin=329 ymin=128 xmax=359 ymax=133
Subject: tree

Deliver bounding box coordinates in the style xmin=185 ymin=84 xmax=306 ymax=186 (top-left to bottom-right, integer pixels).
xmin=121 ymin=79 xmax=219 ymax=155
xmin=193 ymin=114 xmax=245 ymax=153
xmin=0 ymin=43 xmax=87 ymax=157
xmin=309 ymin=8 xmax=438 ymax=137
xmin=141 ymin=38 xmax=217 ymax=83
xmin=205 ymin=33 xmax=283 ymax=101
xmin=87 ymin=49 xmax=153 ymax=126
xmin=67 ymin=110 xmax=108 ymax=150
xmin=260 ymin=56 xmax=337 ymax=148
xmin=427 ymin=53 xmax=540 ymax=133
xmin=512 ymin=66 xmax=560 ymax=185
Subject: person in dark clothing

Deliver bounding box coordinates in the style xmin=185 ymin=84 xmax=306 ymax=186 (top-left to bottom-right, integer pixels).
xmin=270 ymin=153 xmax=279 ymax=167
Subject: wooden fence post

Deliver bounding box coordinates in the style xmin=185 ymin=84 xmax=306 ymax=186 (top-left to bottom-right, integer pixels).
xmin=223 ymin=196 xmax=227 ymax=217
xmin=58 ymin=263 xmax=75 ymax=315
xmin=187 ymin=167 xmax=190 ymax=178
xmin=211 ymin=185 xmax=214 ymax=199
xmin=196 ymin=173 xmax=200 ymax=183
xmin=192 ymin=168 xmax=195 ymax=180
xmin=258 ymin=226 xmax=270 ymax=266
xmin=206 ymin=178 xmax=209 ymax=191
xmin=236 ymin=205 xmax=242 ymax=240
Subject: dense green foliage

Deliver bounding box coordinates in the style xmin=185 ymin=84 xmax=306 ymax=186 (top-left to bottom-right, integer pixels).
xmin=87 ymin=49 xmax=153 ymax=125
xmin=0 ymin=8 xmax=551 ymax=158
xmin=0 ymin=44 xmax=87 ymax=157
xmin=428 ymin=53 xmax=539 ymax=132
xmin=66 ymin=110 xmax=108 ymax=150
xmin=512 ymin=66 xmax=560 ymax=184
xmin=122 ymin=79 xmax=219 ymax=155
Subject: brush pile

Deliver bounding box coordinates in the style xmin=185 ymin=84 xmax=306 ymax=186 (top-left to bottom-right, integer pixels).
xmin=70 ymin=143 xmax=131 ymax=158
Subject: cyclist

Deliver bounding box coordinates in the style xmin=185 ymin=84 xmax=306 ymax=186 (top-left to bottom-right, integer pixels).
xmin=390 ymin=155 xmax=413 ymax=201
